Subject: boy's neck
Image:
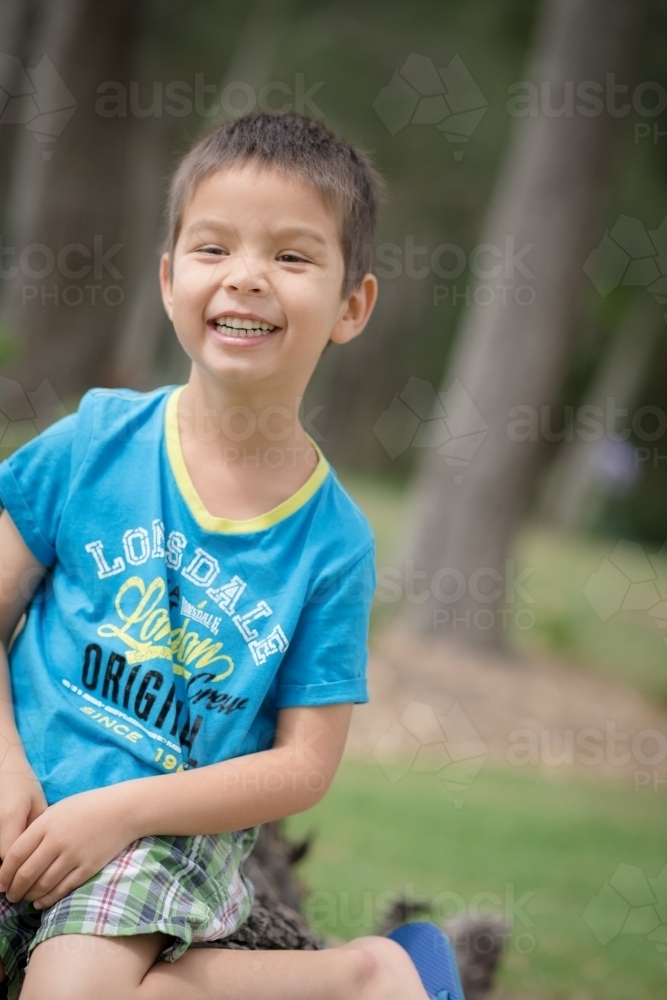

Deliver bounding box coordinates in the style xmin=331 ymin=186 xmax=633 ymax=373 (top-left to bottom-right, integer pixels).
xmin=179 ymin=366 xmax=313 ymax=459
xmin=174 ymin=367 xmax=323 ymax=522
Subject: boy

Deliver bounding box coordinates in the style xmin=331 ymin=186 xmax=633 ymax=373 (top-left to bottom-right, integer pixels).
xmin=0 ymin=112 xmax=431 ymax=999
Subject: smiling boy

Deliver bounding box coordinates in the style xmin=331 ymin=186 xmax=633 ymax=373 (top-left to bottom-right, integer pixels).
xmin=0 ymin=112 xmax=431 ymax=999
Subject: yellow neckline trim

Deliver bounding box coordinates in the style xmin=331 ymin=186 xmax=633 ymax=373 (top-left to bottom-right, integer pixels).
xmin=165 ymin=385 xmax=330 ymax=534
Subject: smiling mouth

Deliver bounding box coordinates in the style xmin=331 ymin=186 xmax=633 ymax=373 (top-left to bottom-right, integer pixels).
xmin=211 ymin=316 xmax=279 ymax=339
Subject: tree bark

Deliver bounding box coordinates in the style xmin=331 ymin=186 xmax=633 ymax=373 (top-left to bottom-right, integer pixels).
xmin=399 ymin=0 xmax=646 ymax=649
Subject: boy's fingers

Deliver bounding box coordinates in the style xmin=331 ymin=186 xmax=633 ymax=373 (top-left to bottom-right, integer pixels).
xmin=1 ymin=833 xmax=53 ymax=900
xmin=23 ymin=857 xmax=73 ymax=903
xmin=0 ymin=818 xmax=27 ymax=870
xmin=27 ymin=792 xmax=48 ymax=825
xmin=32 ymin=868 xmax=83 ymax=911
xmin=0 ymin=823 xmax=41 ymax=892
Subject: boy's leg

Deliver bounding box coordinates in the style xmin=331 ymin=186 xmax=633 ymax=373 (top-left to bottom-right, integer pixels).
xmin=19 ymin=933 xmax=430 ymax=1000
xmin=19 ymin=932 xmax=170 ymax=1000
xmin=140 ymin=937 xmax=430 ymax=1000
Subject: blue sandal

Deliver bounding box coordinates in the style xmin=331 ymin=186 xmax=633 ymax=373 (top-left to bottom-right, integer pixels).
xmin=386 ymin=921 xmax=465 ymax=1000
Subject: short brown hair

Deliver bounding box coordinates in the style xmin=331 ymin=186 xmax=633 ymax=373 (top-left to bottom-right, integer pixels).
xmin=162 ymin=111 xmax=385 ymax=298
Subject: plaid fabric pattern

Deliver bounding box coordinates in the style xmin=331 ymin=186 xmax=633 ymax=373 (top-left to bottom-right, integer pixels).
xmin=0 ymin=826 xmax=260 ymax=1000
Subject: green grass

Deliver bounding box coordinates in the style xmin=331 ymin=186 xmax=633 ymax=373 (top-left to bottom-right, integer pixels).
xmin=286 ymin=760 xmax=667 ymax=1000
xmin=511 ymin=527 xmax=667 ymax=705
xmin=323 ymin=473 xmax=667 ymax=997
xmin=338 ymin=470 xmax=667 ymax=705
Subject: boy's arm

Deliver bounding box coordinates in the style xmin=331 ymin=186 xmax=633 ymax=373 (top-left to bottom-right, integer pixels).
xmin=123 ymin=700 xmax=354 ymax=835
xmin=0 ymin=510 xmax=49 ymax=858
xmin=0 ymin=700 xmax=354 ymax=907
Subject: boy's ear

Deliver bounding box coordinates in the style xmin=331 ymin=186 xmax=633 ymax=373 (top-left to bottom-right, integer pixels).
xmin=159 ymin=253 xmax=174 ymax=321
xmin=329 ymin=273 xmax=378 ymax=346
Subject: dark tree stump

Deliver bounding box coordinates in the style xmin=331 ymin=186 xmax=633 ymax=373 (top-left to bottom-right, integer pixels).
xmin=205 ymin=820 xmax=509 ymax=1000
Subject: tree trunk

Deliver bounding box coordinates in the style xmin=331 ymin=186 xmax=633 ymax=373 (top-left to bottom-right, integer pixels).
xmin=399 ymin=0 xmax=645 ymax=649
xmin=0 ymin=0 xmax=140 ymax=412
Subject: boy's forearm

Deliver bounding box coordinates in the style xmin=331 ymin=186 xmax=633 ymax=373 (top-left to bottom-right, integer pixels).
xmin=0 ymin=641 xmax=32 ymax=773
xmin=105 ymin=744 xmax=329 ymax=840
xmin=96 ymin=704 xmax=348 ymax=840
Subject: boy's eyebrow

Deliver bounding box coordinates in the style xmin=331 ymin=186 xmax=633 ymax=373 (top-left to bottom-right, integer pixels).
xmin=182 ymin=218 xmax=330 ymax=248
xmin=270 ymin=226 xmax=330 ymax=248
xmin=182 ymin=218 xmax=234 ymax=238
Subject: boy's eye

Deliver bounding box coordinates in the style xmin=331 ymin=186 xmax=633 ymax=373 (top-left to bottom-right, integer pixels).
xmin=277 ymin=253 xmax=308 ymax=264
xmin=198 ymin=245 xmax=227 ymax=256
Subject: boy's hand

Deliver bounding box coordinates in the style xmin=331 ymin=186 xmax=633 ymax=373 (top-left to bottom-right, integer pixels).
xmin=0 ymin=786 xmax=135 ymax=909
xmin=0 ymin=763 xmax=47 ymax=864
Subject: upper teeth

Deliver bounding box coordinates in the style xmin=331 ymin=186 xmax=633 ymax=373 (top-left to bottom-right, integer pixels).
xmin=214 ymin=316 xmax=275 ymax=336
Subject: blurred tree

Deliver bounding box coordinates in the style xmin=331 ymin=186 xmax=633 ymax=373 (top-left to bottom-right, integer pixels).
xmin=0 ymin=0 xmax=41 ymax=230
xmin=399 ymin=0 xmax=647 ymax=649
xmin=537 ymin=296 xmax=662 ymax=529
xmin=108 ymin=0 xmax=299 ymax=389
xmin=0 ymin=0 xmax=140 ymax=410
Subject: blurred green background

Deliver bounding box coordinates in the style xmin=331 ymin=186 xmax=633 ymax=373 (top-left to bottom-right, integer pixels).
xmin=1 ymin=1 xmax=667 ymax=997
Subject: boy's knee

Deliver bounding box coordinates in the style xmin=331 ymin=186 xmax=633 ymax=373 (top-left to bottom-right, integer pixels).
xmin=341 ymin=935 xmax=404 ymax=990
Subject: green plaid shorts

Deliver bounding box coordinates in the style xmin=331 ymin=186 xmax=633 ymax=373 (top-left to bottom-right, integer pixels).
xmin=0 ymin=826 xmax=260 ymax=1000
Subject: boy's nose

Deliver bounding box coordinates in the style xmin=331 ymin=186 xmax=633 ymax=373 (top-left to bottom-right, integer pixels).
xmin=222 ymin=257 xmax=271 ymax=295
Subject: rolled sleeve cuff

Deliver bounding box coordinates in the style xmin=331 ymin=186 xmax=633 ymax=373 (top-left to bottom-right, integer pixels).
xmin=275 ymin=676 xmax=369 ymax=708
xmin=0 ymin=463 xmax=54 ymax=566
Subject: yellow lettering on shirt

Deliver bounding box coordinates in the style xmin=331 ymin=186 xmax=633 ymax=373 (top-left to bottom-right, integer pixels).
xmin=97 ymin=576 xmax=233 ymax=678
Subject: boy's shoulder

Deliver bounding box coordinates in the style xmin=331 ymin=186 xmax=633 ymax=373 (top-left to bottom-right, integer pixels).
xmin=75 ymin=383 xmax=176 ymax=443
xmin=79 ymin=384 xmax=175 ymax=417
xmin=308 ymin=466 xmax=375 ymax=569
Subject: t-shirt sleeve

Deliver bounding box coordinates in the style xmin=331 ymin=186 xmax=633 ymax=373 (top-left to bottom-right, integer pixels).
xmin=0 ymin=412 xmax=80 ymax=566
xmin=274 ymin=544 xmax=376 ymax=708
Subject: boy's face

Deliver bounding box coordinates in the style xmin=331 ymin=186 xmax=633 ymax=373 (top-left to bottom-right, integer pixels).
xmin=160 ymin=163 xmax=377 ymax=394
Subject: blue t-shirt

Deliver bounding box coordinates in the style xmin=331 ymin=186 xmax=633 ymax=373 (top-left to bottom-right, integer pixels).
xmin=0 ymin=385 xmax=375 ymax=805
